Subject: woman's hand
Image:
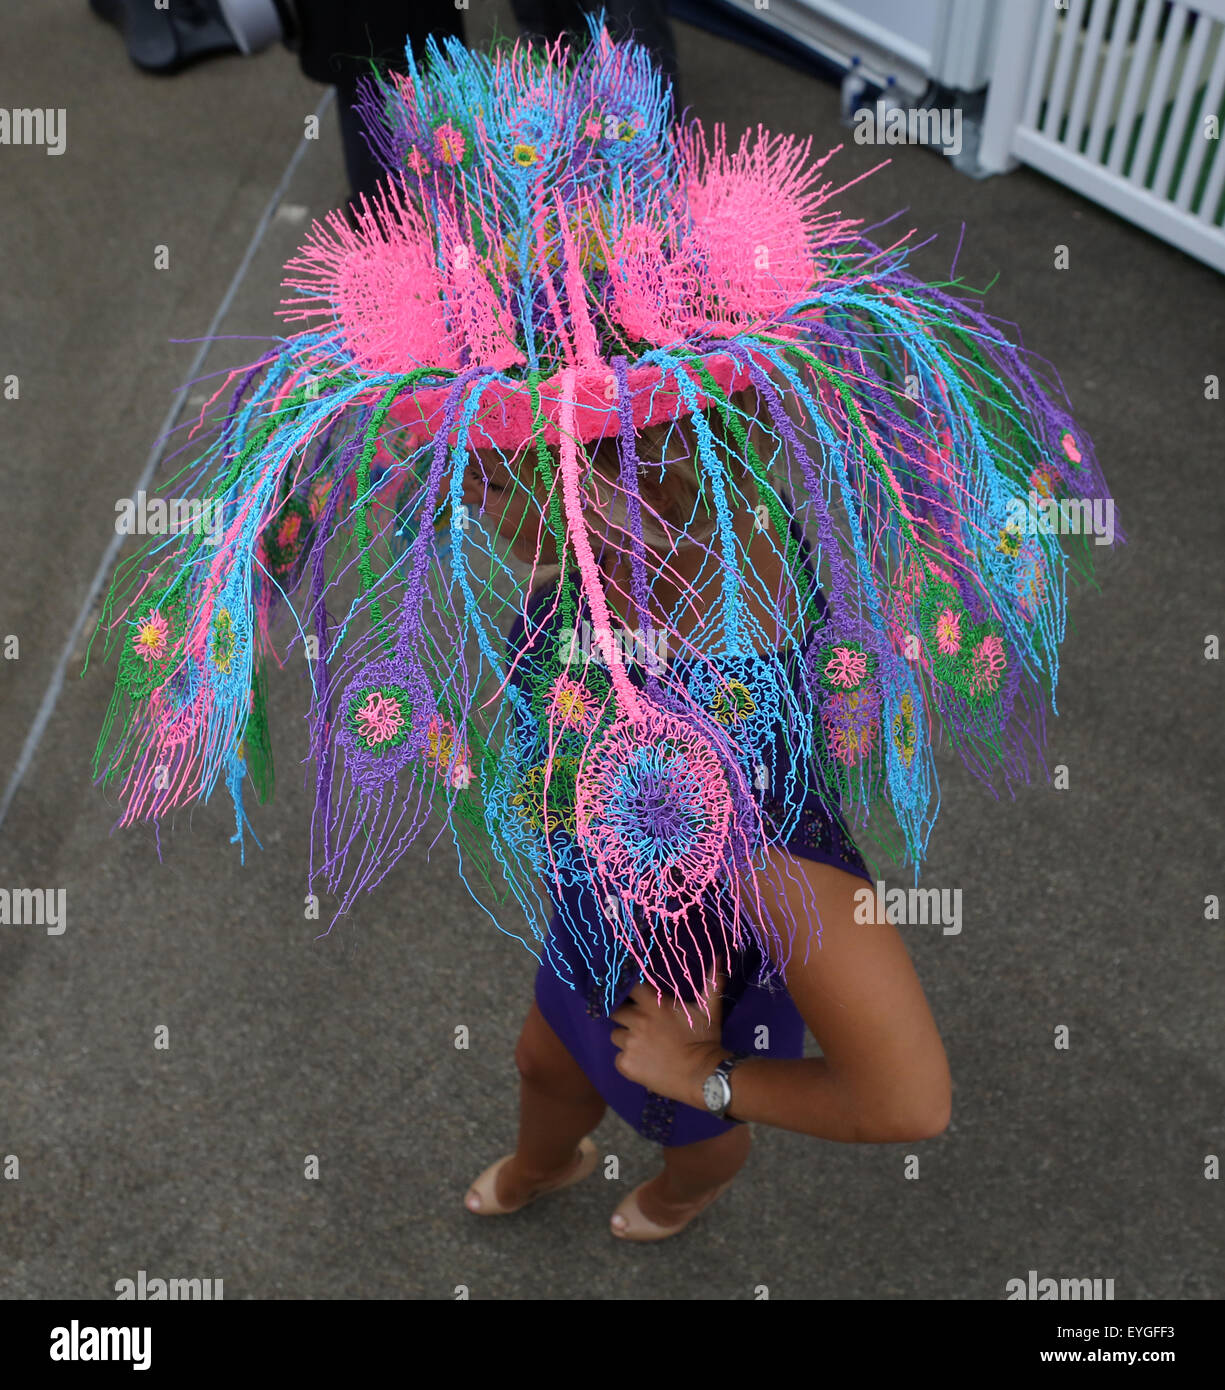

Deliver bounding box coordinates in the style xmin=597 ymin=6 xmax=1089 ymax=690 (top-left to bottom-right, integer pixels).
xmin=608 ymin=969 xmax=731 ymax=1108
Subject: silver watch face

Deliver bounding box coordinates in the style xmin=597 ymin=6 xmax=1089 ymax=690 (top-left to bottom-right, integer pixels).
xmin=703 ymin=1073 xmax=730 ymax=1113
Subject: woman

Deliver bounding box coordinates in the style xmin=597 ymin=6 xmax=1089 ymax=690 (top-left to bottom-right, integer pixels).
xmin=460 ymin=392 xmax=951 ymax=1240
xmin=90 ymin=20 xmax=1112 ymax=1249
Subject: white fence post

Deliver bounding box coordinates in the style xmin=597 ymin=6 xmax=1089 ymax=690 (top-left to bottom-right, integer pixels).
xmin=977 ymin=0 xmax=1047 ymax=175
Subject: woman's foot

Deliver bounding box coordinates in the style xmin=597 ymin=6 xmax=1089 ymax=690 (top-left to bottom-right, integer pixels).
xmin=465 ymin=1137 xmax=598 ymax=1214
xmin=610 ymin=1171 xmax=735 ymax=1241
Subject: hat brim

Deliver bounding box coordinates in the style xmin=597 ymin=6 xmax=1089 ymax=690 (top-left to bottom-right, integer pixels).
xmin=385 ymin=346 xmax=774 ymax=450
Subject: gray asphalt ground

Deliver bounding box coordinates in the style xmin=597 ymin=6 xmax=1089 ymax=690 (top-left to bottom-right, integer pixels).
xmin=1 ymin=0 xmax=1222 ymax=1301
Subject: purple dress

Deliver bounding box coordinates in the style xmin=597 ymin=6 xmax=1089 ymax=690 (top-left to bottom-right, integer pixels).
xmin=503 ymin=552 xmax=871 ymax=1148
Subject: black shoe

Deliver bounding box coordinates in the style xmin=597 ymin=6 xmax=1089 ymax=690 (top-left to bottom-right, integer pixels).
xmin=89 ymin=0 xmax=243 ymax=75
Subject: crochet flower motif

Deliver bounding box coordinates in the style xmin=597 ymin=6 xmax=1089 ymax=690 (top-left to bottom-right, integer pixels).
xmin=969 ymin=633 xmax=1007 ymax=696
xmin=611 ymin=750 xmax=704 ymax=854
xmin=547 ymin=674 xmax=599 ymax=732
xmin=822 ymin=686 xmax=880 ymax=765
xmin=892 ymin=692 xmax=917 ymax=767
xmin=433 ymin=121 xmax=466 ymax=165
xmin=996 ymin=522 xmax=1023 ymax=558
xmin=119 ymin=592 xmax=189 ymax=704
xmin=211 ymin=608 xmax=236 ymax=674
xmin=527 ymin=644 xmax=611 ymax=744
xmin=1061 ymin=431 xmax=1083 ymax=464
xmin=512 ymin=142 xmax=538 ymax=167
xmin=336 ymin=661 xmax=425 ymax=787
xmin=353 ymin=689 xmax=407 ymax=749
xmin=709 ymin=678 xmax=756 ymax=726
xmin=421 ymin=716 xmax=470 ymax=785
xmin=934 ymin=607 xmax=962 ymax=655
xmin=823 ymin=645 xmax=870 ymax=690
xmin=576 ymin=714 xmax=732 ymax=912
xmin=423 ymin=714 xmax=456 ymax=770
xmin=133 ymin=610 xmax=169 ymax=665
xmin=1029 ymin=464 xmax=1058 ymax=499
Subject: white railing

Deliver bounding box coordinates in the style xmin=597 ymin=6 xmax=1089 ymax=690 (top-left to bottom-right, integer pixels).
xmin=979 ymin=0 xmax=1225 ymax=272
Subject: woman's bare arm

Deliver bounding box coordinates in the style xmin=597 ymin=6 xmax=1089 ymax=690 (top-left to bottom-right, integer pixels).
xmin=704 ymin=848 xmax=952 ymax=1143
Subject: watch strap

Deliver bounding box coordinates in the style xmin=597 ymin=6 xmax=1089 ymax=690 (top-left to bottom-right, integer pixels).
xmin=713 ymin=1050 xmax=750 ymax=1122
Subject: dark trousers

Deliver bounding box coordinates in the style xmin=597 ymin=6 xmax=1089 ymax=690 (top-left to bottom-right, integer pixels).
xmin=290 ymin=0 xmax=678 ymax=213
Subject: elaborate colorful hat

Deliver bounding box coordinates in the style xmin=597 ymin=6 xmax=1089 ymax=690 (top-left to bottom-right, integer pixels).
xmin=89 ymin=16 xmax=1119 ymax=1001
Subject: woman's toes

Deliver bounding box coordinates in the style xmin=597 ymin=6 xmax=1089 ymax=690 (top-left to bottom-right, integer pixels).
xmin=466 ymin=1189 xmax=483 ymax=1212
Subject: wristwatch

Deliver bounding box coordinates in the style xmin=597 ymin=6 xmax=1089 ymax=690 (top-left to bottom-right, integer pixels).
xmin=702 ymin=1052 xmax=750 ymax=1122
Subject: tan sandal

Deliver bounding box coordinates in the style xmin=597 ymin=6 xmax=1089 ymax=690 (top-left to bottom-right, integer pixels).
xmin=609 ymin=1176 xmax=735 ymax=1242
xmin=465 ymin=1136 xmax=599 ymax=1215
